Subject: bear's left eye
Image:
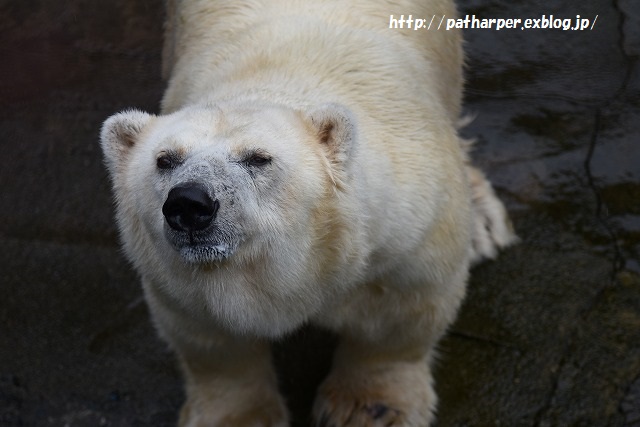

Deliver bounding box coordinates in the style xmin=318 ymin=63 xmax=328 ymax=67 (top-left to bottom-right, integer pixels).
xmin=156 ymin=153 xmax=175 ymax=170
xmin=245 ymin=153 xmax=272 ymax=167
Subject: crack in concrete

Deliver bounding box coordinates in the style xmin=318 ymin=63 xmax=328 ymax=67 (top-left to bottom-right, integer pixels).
xmin=448 ymin=328 xmax=522 ymax=352
xmin=584 ymin=108 xmax=626 ymax=279
xmin=614 ymin=0 xmax=637 ymax=60
xmin=580 ymin=0 xmax=637 ymax=286
xmin=532 ymin=1 xmax=637 ymax=424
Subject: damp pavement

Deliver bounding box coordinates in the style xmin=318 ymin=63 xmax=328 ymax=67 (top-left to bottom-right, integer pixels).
xmin=1 ymin=0 xmax=638 ymax=426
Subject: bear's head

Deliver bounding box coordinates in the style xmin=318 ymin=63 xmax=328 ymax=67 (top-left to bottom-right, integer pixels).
xmin=101 ymin=102 xmax=357 ymax=265
xmin=100 ymin=102 xmax=362 ymax=334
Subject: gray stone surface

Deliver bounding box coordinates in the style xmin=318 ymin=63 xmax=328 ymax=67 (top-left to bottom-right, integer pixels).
xmin=0 ymin=0 xmax=638 ymax=426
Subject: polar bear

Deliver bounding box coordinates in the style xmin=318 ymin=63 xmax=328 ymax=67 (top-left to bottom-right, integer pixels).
xmin=100 ymin=0 xmax=515 ymax=425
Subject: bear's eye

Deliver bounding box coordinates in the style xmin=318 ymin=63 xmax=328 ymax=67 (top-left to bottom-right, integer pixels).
xmin=156 ymin=153 xmax=175 ymax=170
xmin=245 ymin=153 xmax=272 ymax=167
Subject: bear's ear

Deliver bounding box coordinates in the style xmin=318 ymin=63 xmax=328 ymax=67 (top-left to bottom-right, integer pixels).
xmin=304 ymin=103 xmax=357 ymax=184
xmin=100 ymin=109 xmax=154 ymax=172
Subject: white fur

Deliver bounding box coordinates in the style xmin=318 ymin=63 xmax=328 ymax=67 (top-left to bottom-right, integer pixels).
xmin=101 ymin=0 xmax=516 ymax=425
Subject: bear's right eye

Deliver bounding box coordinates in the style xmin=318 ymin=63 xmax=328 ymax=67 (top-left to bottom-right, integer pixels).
xmin=156 ymin=153 xmax=175 ymax=170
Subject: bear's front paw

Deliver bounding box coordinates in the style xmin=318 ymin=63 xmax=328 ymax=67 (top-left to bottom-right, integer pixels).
xmin=312 ymin=365 xmax=435 ymax=427
xmin=315 ymin=398 xmax=404 ymax=427
xmin=179 ymin=393 xmax=289 ymax=427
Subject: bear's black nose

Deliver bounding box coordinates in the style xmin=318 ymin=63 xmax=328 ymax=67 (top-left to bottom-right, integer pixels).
xmin=162 ymin=183 xmax=219 ymax=232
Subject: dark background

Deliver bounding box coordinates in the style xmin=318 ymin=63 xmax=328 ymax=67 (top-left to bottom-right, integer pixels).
xmin=1 ymin=0 xmax=639 ymax=426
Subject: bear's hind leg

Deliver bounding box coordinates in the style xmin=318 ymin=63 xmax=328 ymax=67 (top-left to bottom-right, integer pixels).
xmin=466 ymin=165 xmax=518 ymax=264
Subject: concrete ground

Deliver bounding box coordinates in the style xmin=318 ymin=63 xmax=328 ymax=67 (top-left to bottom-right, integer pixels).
xmin=1 ymin=0 xmax=638 ymax=426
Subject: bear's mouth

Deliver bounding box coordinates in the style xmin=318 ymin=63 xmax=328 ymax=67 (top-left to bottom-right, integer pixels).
xmin=164 ymin=227 xmax=238 ymax=264
xmin=178 ymin=242 xmax=233 ymax=263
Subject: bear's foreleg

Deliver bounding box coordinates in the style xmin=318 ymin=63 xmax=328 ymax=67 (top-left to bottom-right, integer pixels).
xmin=175 ymin=337 xmax=288 ymax=427
xmin=312 ymin=271 xmax=466 ymax=427
xmin=143 ymin=282 xmax=289 ymax=427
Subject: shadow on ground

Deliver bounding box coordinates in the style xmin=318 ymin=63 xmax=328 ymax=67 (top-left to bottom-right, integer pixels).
xmin=1 ymin=0 xmax=638 ymax=426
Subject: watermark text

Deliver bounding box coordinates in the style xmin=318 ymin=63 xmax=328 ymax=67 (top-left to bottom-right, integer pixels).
xmin=389 ymin=14 xmax=598 ymax=31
